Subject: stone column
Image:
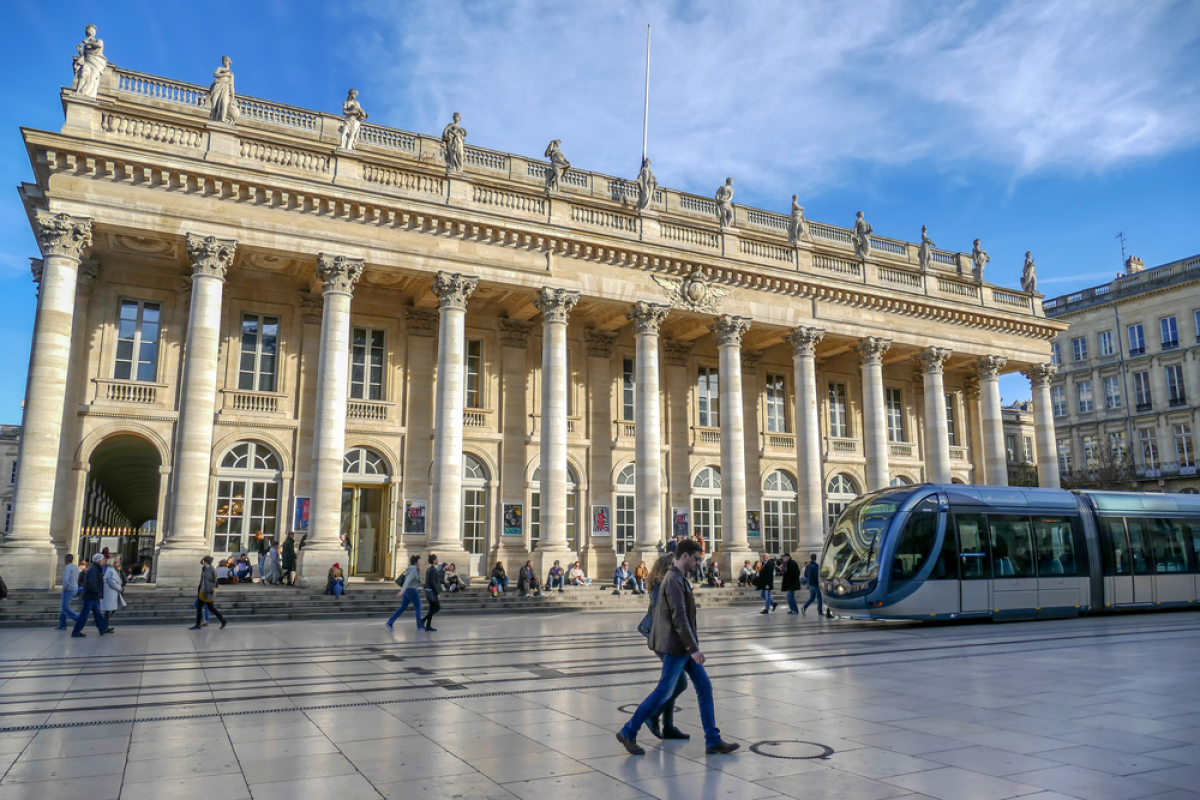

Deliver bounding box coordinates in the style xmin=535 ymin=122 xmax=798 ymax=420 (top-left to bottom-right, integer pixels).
xmin=974 ymin=356 xmax=1009 ymax=486
xmin=533 ymin=287 xmax=581 ymax=574
xmin=784 ymin=326 xmax=824 ymax=554
xmin=583 ymin=330 xmax=617 ymax=577
xmin=915 ymin=347 xmax=953 ymax=484
xmin=497 ymin=320 xmax=533 ymax=563
xmin=1 ymin=213 xmax=91 ymax=589
xmin=298 ymin=254 xmax=363 ymax=587
xmin=428 ymin=272 xmax=479 ymax=563
xmin=964 ymin=376 xmax=985 ymax=483
xmin=711 ymin=315 xmax=754 ymax=574
xmin=628 ymin=302 xmax=670 ymax=566
xmin=854 ymin=337 xmax=892 ymax=492
xmin=1023 ymin=363 xmax=1060 ymax=489
xmin=156 ymin=234 xmax=237 ymax=586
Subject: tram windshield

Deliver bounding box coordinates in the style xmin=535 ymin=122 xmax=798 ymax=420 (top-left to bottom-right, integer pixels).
xmin=821 ymin=490 xmax=914 ymax=589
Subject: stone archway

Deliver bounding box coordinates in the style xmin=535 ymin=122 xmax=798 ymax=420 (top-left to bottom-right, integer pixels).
xmin=80 ymin=433 xmax=161 ymax=576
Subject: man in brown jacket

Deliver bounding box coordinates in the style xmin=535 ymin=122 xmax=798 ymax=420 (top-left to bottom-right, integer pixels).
xmin=616 ymin=539 xmax=739 ymax=756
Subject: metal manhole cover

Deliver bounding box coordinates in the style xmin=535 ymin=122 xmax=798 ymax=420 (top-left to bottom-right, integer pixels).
xmin=618 ymin=703 xmax=683 ymax=714
xmin=750 ymin=740 xmax=834 ymax=760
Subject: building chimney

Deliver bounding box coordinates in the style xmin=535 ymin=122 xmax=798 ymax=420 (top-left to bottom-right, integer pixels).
xmin=1125 ymin=256 xmax=1144 ymax=275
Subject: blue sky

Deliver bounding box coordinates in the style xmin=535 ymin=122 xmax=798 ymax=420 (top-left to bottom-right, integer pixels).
xmin=1 ymin=0 xmax=1198 ymax=422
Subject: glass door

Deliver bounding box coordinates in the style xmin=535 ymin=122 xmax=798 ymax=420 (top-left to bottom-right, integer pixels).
xmin=340 ymin=486 xmax=385 ymax=577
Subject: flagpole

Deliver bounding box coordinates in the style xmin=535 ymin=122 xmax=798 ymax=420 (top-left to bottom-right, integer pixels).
xmin=642 ymin=23 xmax=651 ymax=166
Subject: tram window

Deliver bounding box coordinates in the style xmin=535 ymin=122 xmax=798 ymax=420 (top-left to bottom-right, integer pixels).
xmin=1188 ymin=519 xmax=1200 ymax=573
xmin=987 ymin=515 xmax=1034 ymax=577
xmin=1100 ymin=517 xmax=1130 ymax=575
xmin=955 ymin=513 xmax=991 ymax=579
xmin=1148 ymin=519 xmax=1189 ymax=573
xmin=890 ymin=498 xmax=939 ymax=589
xmin=1032 ymin=517 xmax=1077 ymax=576
xmin=1125 ymin=519 xmax=1153 ymax=575
xmin=935 ymin=512 xmax=959 ymax=580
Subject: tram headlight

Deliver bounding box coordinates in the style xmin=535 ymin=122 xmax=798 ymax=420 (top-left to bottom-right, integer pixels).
xmin=835 ymin=585 xmax=846 ymax=595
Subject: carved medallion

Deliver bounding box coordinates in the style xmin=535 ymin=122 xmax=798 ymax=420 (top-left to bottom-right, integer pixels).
xmin=651 ymin=266 xmax=730 ymax=314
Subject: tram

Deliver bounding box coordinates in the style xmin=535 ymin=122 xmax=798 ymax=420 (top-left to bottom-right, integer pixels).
xmin=819 ymin=484 xmax=1200 ymax=620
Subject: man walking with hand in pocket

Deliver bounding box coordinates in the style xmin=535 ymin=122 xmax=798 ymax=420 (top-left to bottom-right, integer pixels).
xmin=616 ymin=539 xmax=739 ymax=756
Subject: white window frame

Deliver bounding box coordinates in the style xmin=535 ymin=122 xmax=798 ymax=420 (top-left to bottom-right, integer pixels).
xmin=945 ymin=394 xmax=958 ymax=447
xmin=697 ymin=365 xmax=720 ymax=428
xmin=692 ymin=466 xmax=722 ymax=551
xmin=350 ymin=327 xmax=386 ymax=401
xmin=762 ymin=471 xmax=798 ymax=556
xmin=1050 ymin=342 xmax=1062 ymax=366
xmin=1098 ymin=330 xmax=1115 ymax=357
xmin=213 ymin=442 xmax=282 ymax=555
xmin=462 ymin=455 xmax=488 ymax=555
xmin=622 ymin=357 xmax=635 ymax=422
xmin=1057 ymin=439 xmax=1072 ymax=473
xmin=765 ymin=373 xmax=788 ymax=434
xmin=1128 ymin=324 xmax=1146 ymax=355
xmin=885 ymin=387 xmax=905 ymax=443
xmin=826 ymin=474 xmax=859 ymax=533
xmin=1175 ymin=424 xmax=1195 ymax=469
xmin=238 ymin=312 xmax=280 ymax=393
xmin=615 ymin=464 xmax=635 ymax=556
xmin=1166 ymin=365 xmax=1186 ymax=406
xmin=1140 ymin=429 xmax=1160 ymax=471
xmin=828 ymin=382 xmax=848 ymax=438
xmin=1051 ymin=386 xmax=1067 ymax=417
xmin=1072 ymin=336 xmax=1088 ymax=362
xmin=1103 ymin=376 xmax=1123 ymax=410
xmin=1076 ymin=381 xmax=1093 ymax=414
xmin=1161 ymin=316 xmax=1179 ymax=350
xmin=1134 ymin=372 xmax=1152 ymax=410
xmin=465 ymin=338 xmax=483 ymax=409
xmin=114 ymin=298 xmax=162 ymax=383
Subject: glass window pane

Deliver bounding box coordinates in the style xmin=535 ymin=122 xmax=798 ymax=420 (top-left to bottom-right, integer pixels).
xmin=1126 ymin=519 xmax=1152 ymax=575
xmin=1099 ymin=517 xmax=1128 ymax=575
xmin=890 ymin=498 xmax=939 ymax=589
xmin=1033 ymin=517 xmax=1077 ymax=576
xmin=1149 ymin=519 xmax=1188 ymax=573
xmin=955 ymin=513 xmax=991 ymax=579
xmin=988 ymin=515 xmax=1034 ymax=577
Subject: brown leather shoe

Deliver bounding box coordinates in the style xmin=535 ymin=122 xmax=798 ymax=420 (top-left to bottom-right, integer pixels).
xmin=706 ymin=741 xmax=740 ymax=754
xmin=615 ymin=732 xmax=645 ymax=755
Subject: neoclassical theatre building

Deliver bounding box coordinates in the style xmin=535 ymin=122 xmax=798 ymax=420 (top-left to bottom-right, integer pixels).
xmin=0 ymin=35 xmax=1067 ymax=588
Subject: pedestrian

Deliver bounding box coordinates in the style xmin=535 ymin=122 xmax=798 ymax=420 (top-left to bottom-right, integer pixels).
xmin=282 ymin=532 xmax=297 ymax=586
xmin=56 ymin=554 xmax=80 ymax=630
xmin=802 ymin=553 xmax=830 ymax=618
xmin=755 ymin=552 xmax=778 ymax=614
xmin=422 ymin=553 xmax=441 ymax=632
xmin=665 ymin=535 xmax=679 ymax=555
xmin=386 ymin=554 xmax=424 ymax=631
xmin=101 ymin=555 xmax=126 ymax=620
xmin=640 ymin=555 xmax=690 ymax=742
xmin=190 ymin=556 xmax=227 ymax=630
xmin=616 ymin=539 xmax=738 ymax=756
xmin=254 ymin=530 xmax=269 ymax=581
xmin=265 ymin=544 xmax=281 ymax=585
xmin=71 ymin=553 xmax=112 ymax=637
xmin=781 ymin=553 xmax=802 ymax=614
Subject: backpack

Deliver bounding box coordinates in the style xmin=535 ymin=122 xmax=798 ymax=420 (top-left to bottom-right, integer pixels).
xmin=637 ymin=585 xmax=659 ymax=638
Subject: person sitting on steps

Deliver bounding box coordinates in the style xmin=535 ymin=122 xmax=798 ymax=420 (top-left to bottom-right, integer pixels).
xmin=518 ymin=561 xmax=542 ymax=597
xmin=490 ymin=561 xmax=509 ymax=597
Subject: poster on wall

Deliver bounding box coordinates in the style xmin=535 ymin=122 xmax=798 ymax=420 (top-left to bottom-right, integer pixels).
xmin=591 ymin=505 xmax=611 ymax=536
xmin=403 ymin=499 xmax=426 ymax=534
xmin=502 ymin=503 xmax=523 ymax=536
xmin=672 ymin=508 xmax=689 ymax=539
xmin=746 ymin=510 xmax=762 ymax=538
xmin=293 ymin=497 xmax=310 ymax=532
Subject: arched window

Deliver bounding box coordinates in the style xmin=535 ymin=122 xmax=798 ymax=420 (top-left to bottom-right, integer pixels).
xmin=463 ymin=454 xmax=488 ymax=554
xmin=530 ymin=465 xmax=579 ymax=552
xmin=214 ymin=441 xmax=281 ymax=554
xmin=890 ymin=475 xmax=912 ymax=487
xmin=762 ymin=470 xmax=798 ymax=555
xmin=615 ymin=464 xmax=635 ymax=555
xmin=826 ymin=473 xmax=860 ymax=533
xmin=343 ymin=447 xmax=387 ymax=478
xmin=693 ymin=466 xmax=722 ymax=551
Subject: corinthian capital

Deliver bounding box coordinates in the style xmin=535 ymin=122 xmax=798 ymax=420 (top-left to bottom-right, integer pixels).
xmin=535 ymin=287 xmax=581 ymax=325
xmin=709 ymin=315 xmax=751 ymax=347
xmin=186 ymin=234 xmax=237 ymax=280
xmin=432 ymin=271 xmax=478 ymax=310
xmin=502 ymin=320 xmax=534 ymax=348
xmin=853 ymin=336 xmax=892 ymax=366
xmin=627 ymin=302 xmax=670 ymax=336
xmin=914 ymin=346 xmax=952 ymax=375
xmin=1021 ymin=362 xmax=1057 ymax=388
xmin=35 ymin=211 xmax=93 ymax=260
xmin=317 ymin=254 xmax=364 ymax=295
xmin=584 ymin=329 xmax=616 ymax=358
xmin=973 ymin=355 xmax=1008 ymax=381
xmin=77 ymin=260 xmax=102 ymax=295
xmin=783 ymin=326 xmax=825 ymax=358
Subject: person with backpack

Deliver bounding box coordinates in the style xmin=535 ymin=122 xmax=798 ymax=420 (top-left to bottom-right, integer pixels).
xmin=386 ymin=554 xmax=424 ymax=631
xmin=189 ymin=556 xmax=227 ymax=630
xmin=781 ymin=553 xmax=803 ymax=614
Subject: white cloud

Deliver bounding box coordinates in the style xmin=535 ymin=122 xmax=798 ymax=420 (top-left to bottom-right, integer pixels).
xmin=351 ymin=0 xmax=1200 ymax=201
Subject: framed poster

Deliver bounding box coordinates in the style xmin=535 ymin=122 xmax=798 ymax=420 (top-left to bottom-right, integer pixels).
xmin=591 ymin=504 xmax=611 ymax=536
xmin=747 ymin=510 xmax=762 ymax=537
xmin=502 ymin=502 xmax=523 ymax=536
xmin=403 ymin=499 xmax=426 ymax=534
xmin=293 ymin=497 xmax=310 ymax=532
xmin=672 ymin=508 xmax=689 ymax=539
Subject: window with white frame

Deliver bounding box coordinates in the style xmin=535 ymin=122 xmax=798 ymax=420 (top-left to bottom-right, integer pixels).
xmin=692 ymin=466 xmax=722 ymax=551
xmin=1175 ymin=424 xmax=1195 ymax=469
xmin=1128 ymin=324 xmax=1145 ymax=355
xmin=1166 ymin=365 xmax=1186 ymax=406
xmin=115 ymin=299 xmax=162 ymax=382
xmin=465 ymin=339 xmax=483 ymax=408
xmin=622 ymin=358 xmax=635 ymax=421
xmin=1161 ymin=316 xmax=1179 ymax=350
xmin=826 ymin=473 xmax=859 ymax=532
xmin=1006 ymin=434 xmax=1017 ymax=463
xmin=697 ymin=366 xmax=719 ymax=427
xmin=462 ymin=454 xmax=488 ymax=554
xmin=886 ymin=388 xmax=905 ymax=442
xmin=213 ymin=441 xmax=281 ymax=554
xmin=762 ymin=470 xmax=798 ymax=555
xmin=1057 ymin=439 xmax=1072 ymax=473
xmin=530 ymin=465 xmax=578 ymax=552
xmin=343 ymin=447 xmax=387 ymax=476
xmin=615 ymin=464 xmax=635 ymax=555
xmin=765 ymin=373 xmax=788 ymax=433
xmin=1109 ymin=431 xmax=1127 ymax=463
xmin=1134 ymin=372 xmax=1152 ymax=410
xmin=945 ymin=394 xmax=958 ymax=446
xmin=1195 ymin=309 xmax=1200 ymax=343
xmin=350 ymin=327 xmax=385 ymax=401
xmin=1072 ymin=337 xmax=1088 ymax=362
xmin=1077 ymin=381 xmax=1094 ymax=414
xmin=1051 ymin=386 xmax=1067 ymax=417
xmin=1104 ymin=376 xmax=1123 ymax=410
xmin=1098 ymin=330 xmax=1115 ymax=357
xmin=828 ymin=382 xmax=848 ymax=438
xmin=238 ymin=313 xmax=279 ymax=392
xmin=1050 ymin=342 xmax=1062 ymax=365
xmin=1082 ymin=435 xmax=1099 ymax=471
xmin=1140 ymin=429 xmax=1159 ymax=471
xmin=1023 ymin=436 xmax=1033 ymax=463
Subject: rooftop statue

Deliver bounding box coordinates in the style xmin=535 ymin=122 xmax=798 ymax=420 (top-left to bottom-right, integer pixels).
xmin=1021 ymin=251 xmax=1037 ymax=294
xmin=715 ymin=178 xmax=735 ymax=228
xmin=71 ymin=24 xmax=107 ymax=99
xmin=208 ymin=56 xmax=239 ymax=124
xmin=636 ymin=159 xmax=657 ymax=213
xmin=340 ymin=89 xmax=369 ymax=150
xmin=788 ymin=195 xmax=807 ymax=246
xmin=918 ymin=225 xmax=937 ymax=272
xmin=971 ymin=239 xmax=990 ymax=284
xmin=442 ymin=112 xmax=467 ymax=174
xmin=544 ymin=139 xmax=570 ymax=194
xmin=852 ymin=211 xmax=873 ymax=260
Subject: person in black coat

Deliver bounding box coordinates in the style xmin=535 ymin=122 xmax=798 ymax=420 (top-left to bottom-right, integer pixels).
xmin=422 ymin=554 xmax=442 ymax=632
xmin=281 ymin=531 xmax=297 ymax=586
xmin=754 ymin=552 xmax=778 ymax=615
xmin=71 ymin=553 xmax=112 ymax=637
xmin=780 ymin=553 xmax=803 ymax=614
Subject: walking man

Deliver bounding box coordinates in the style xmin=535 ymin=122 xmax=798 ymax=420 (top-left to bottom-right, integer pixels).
xmin=422 ymin=553 xmax=441 ymax=632
xmin=71 ymin=553 xmax=112 ymax=637
xmin=56 ymin=554 xmax=80 ymax=630
xmin=755 ymin=552 xmax=778 ymax=614
xmin=282 ymin=531 xmax=297 ymax=586
xmin=802 ymin=553 xmax=829 ymax=617
xmin=616 ymin=539 xmax=739 ymax=756
xmin=386 ymin=554 xmax=424 ymax=631
xmin=781 ymin=553 xmax=802 ymax=614
xmin=190 ymin=556 xmax=227 ymax=629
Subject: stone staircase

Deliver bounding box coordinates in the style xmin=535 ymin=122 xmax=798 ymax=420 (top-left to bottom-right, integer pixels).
xmin=0 ymin=581 xmax=766 ymax=627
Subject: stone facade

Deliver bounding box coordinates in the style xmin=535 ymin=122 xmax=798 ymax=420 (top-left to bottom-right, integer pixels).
xmin=0 ymin=54 xmax=1065 ymax=588
xmin=1044 ymin=255 xmax=1200 ymax=493
xmin=1002 ymin=401 xmax=1038 ymax=486
xmin=0 ymin=426 xmax=20 ymax=540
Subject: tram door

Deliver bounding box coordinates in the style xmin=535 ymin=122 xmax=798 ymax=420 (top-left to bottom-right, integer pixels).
xmin=1124 ymin=519 xmax=1156 ymax=604
xmin=955 ymin=513 xmax=992 ymax=613
xmin=1100 ymin=517 xmax=1151 ymax=605
xmin=988 ymin=515 xmax=1039 ymax=611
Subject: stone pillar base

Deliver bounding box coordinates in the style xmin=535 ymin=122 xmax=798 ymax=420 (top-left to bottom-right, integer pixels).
xmin=0 ymin=544 xmax=58 ymax=590
xmin=718 ymin=548 xmax=757 ymax=580
xmin=425 ymin=547 xmax=473 ymax=579
xmin=581 ymin=546 xmax=616 ymax=583
xmin=629 ymin=547 xmax=664 ymax=576
xmin=153 ymin=542 xmax=212 ymax=588
xmin=532 ymin=548 xmax=576 ymax=581
xmin=297 ymin=542 xmax=349 ymax=589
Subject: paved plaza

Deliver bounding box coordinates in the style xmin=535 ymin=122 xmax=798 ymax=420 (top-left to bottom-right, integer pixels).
xmin=0 ymin=609 xmax=1198 ymax=800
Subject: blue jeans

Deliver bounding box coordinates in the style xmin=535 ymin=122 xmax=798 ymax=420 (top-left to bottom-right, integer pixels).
xmin=786 ymin=590 xmax=799 ymax=613
xmin=803 ymin=585 xmax=823 ymax=614
xmin=194 ymin=597 xmax=210 ymax=621
xmin=387 ymin=588 xmax=424 ymax=629
xmin=71 ymin=599 xmax=107 ymax=634
xmin=490 ymin=577 xmax=509 ymax=592
xmin=634 ymin=578 xmax=646 ymax=593
xmin=58 ymin=590 xmax=80 ymax=627
xmin=257 ymin=554 xmax=266 ymax=578
xmin=547 ymin=575 xmax=565 ymax=590
xmin=760 ymin=588 xmax=773 ymax=611
xmin=621 ymin=653 xmax=722 ymax=748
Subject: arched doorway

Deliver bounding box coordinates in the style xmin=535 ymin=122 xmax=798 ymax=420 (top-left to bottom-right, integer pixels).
xmin=341 ymin=447 xmax=391 ymax=577
xmin=762 ymin=470 xmax=798 ymax=555
xmin=530 ymin=464 xmax=579 ymax=552
xmin=463 ymin=454 xmax=489 ymax=575
xmin=82 ymin=434 xmax=162 ymax=576
xmin=692 ymin=466 xmax=722 ymax=551
xmin=615 ymin=464 xmax=635 ymax=556
xmin=213 ymin=441 xmax=282 ymax=556
xmin=826 ymin=473 xmax=860 ymax=533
